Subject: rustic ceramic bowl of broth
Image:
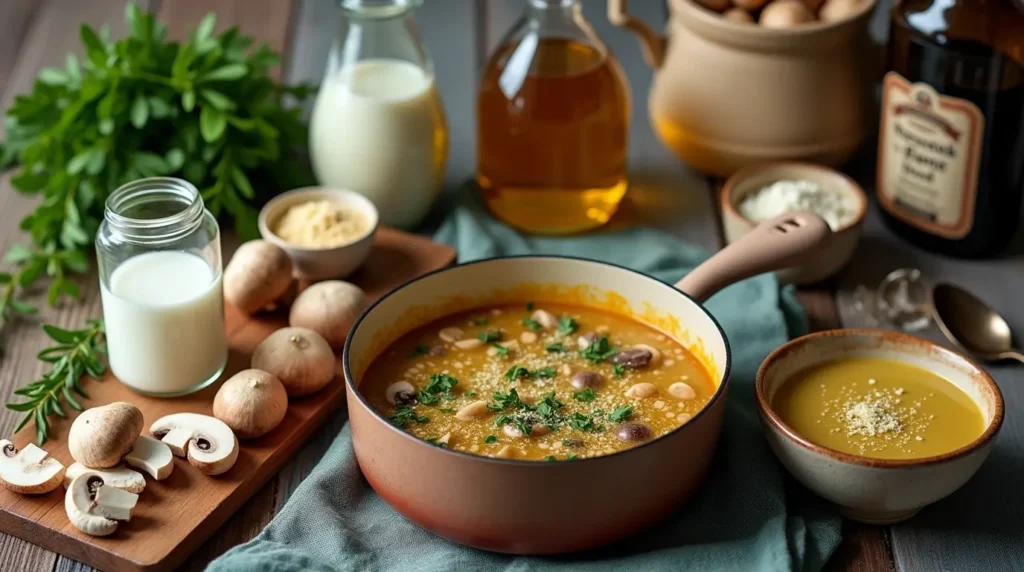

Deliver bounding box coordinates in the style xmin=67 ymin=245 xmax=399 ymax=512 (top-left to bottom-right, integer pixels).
xmin=343 ymin=212 xmax=831 ymax=553
xmin=756 ymin=329 xmax=1004 ymax=524
xmin=721 ymin=162 xmax=866 ymax=285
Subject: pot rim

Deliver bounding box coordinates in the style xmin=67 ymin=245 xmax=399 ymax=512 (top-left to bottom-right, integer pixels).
xmin=343 ymin=254 xmax=734 ymax=466
xmin=755 ymin=328 xmax=1005 ymax=468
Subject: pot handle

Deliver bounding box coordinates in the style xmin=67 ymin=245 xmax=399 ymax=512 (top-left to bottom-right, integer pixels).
xmin=675 ymin=211 xmax=831 ymax=303
xmin=607 ymin=0 xmax=666 ymax=68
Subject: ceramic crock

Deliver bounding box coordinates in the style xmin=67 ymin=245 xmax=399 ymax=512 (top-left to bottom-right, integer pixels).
xmin=757 ymin=329 xmax=1004 ymax=524
xmin=609 ymin=0 xmax=879 ymax=176
xmin=343 ymin=212 xmax=829 ymax=553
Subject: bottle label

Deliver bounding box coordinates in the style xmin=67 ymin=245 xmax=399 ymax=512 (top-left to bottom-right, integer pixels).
xmin=877 ymin=72 xmax=985 ymax=239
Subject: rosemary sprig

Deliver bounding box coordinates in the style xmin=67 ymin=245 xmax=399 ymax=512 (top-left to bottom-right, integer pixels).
xmin=0 ymin=246 xmax=87 ymax=356
xmin=6 ymin=319 xmax=106 ymax=444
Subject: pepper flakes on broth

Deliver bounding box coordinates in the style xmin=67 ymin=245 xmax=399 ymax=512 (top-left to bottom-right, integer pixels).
xmin=360 ymin=303 xmax=715 ymax=461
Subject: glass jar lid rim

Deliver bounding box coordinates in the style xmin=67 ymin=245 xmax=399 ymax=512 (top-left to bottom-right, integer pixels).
xmin=104 ymin=177 xmax=205 ymax=241
xmin=339 ymin=0 xmax=422 ymax=17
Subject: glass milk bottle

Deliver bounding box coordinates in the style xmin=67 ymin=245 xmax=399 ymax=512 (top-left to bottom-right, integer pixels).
xmin=478 ymin=0 xmax=631 ymax=235
xmin=309 ymin=0 xmax=448 ymax=229
xmin=96 ymin=177 xmax=227 ymax=397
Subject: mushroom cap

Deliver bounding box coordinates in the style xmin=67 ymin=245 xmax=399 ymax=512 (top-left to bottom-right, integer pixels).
xmin=150 ymin=413 xmax=239 ymax=476
xmin=68 ymin=402 xmax=144 ymax=469
xmin=124 ymin=435 xmax=175 ymax=480
xmin=251 ymin=328 xmax=335 ymax=397
xmin=213 ymin=369 xmax=289 ymax=438
xmin=0 ymin=440 xmax=65 ymax=495
xmin=64 ymin=472 xmax=138 ymax=536
xmin=289 ymin=281 xmax=367 ymax=349
xmin=223 ymin=240 xmax=294 ymax=314
xmin=64 ymin=462 xmax=146 ymax=494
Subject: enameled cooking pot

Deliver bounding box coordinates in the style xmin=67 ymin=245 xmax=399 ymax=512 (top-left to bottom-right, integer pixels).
xmin=343 ymin=212 xmax=828 ymax=553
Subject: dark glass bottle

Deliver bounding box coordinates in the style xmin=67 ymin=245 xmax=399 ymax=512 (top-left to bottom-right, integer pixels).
xmin=877 ymin=0 xmax=1024 ymax=257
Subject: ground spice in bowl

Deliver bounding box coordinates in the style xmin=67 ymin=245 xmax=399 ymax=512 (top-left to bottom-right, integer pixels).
xmin=272 ymin=199 xmax=369 ymax=249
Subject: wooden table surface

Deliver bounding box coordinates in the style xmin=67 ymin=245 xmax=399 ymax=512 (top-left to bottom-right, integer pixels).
xmin=1 ymin=1 xmax=1019 ymax=571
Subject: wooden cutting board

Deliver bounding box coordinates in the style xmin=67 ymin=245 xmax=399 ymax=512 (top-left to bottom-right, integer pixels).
xmin=0 ymin=227 xmax=455 ymax=572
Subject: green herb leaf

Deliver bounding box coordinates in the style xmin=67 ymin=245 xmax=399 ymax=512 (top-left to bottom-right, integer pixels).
xmin=567 ymin=412 xmax=603 ymax=432
xmin=526 ymin=302 xmax=534 ymax=311
xmin=505 ymin=365 xmax=529 ymax=381
xmin=484 ymin=435 xmax=498 ymax=444
xmin=130 ymin=94 xmax=149 ymax=128
xmin=199 ymin=105 xmax=227 ymax=142
xmin=566 ymin=453 xmax=578 ymax=460
xmin=417 ymin=373 xmax=458 ymax=406
xmin=521 ymin=318 xmax=543 ymax=332
xmin=579 ymin=336 xmax=618 ymax=363
xmin=477 ymin=330 xmax=501 ymax=343
xmin=491 ymin=343 xmax=509 ymax=358
xmin=573 ymin=388 xmax=597 ymax=402
xmin=556 ymin=316 xmax=578 ymax=336
xmin=491 ymin=388 xmax=524 ymax=410
xmin=388 ymin=406 xmax=429 ymax=428
xmin=545 ymin=343 xmax=564 ymax=353
xmin=544 ymin=456 xmax=557 ymax=462
xmin=424 ymin=436 xmax=447 ymax=448
xmin=409 ymin=344 xmax=429 ymax=358
xmin=613 ymin=364 xmax=625 ymax=378
xmin=608 ymin=405 xmax=633 ymax=423
xmin=202 ymin=64 xmax=248 ymax=82
xmin=531 ymin=367 xmax=556 ymax=379
xmin=465 ymin=391 xmax=476 ymax=398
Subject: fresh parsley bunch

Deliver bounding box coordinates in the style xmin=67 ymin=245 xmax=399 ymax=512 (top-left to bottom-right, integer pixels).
xmin=0 ymin=3 xmax=314 ymax=342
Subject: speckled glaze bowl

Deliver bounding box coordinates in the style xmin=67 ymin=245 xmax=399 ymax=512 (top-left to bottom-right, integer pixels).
xmin=343 ymin=212 xmax=830 ymax=553
xmin=756 ymin=329 xmax=1004 ymax=524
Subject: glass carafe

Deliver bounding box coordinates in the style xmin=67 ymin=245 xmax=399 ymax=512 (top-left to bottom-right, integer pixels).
xmin=309 ymin=0 xmax=448 ymax=229
xmin=477 ymin=0 xmax=631 ymax=235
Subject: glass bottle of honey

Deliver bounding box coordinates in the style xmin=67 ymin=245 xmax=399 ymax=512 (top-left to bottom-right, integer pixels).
xmin=477 ymin=0 xmax=631 ymax=235
xmin=878 ymin=0 xmax=1024 ymax=257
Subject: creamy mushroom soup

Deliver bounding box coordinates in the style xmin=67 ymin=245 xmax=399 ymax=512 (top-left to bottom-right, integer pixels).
xmin=361 ymin=302 xmax=715 ymax=461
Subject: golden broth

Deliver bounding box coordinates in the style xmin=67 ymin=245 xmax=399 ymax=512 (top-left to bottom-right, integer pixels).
xmin=361 ymin=302 xmax=715 ymax=461
xmin=772 ymin=358 xmax=985 ymax=460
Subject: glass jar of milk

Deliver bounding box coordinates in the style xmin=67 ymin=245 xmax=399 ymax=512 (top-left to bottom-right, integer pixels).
xmin=96 ymin=177 xmax=227 ymax=397
xmin=309 ymin=0 xmax=448 ymax=229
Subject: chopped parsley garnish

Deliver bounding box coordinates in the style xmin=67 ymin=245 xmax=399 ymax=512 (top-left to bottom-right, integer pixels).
xmin=471 ymin=316 xmax=489 ymax=326
xmin=465 ymin=391 xmax=476 ymax=398
xmin=567 ymin=412 xmax=603 ymax=432
xmin=477 ymin=330 xmax=501 ymax=343
xmin=531 ymin=367 xmax=556 ymax=379
xmin=534 ymin=392 xmax=564 ymax=419
xmin=556 ymin=316 xmax=578 ymax=336
xmin=573 ymin=388 xmax=597 ymax=402
xmin=439 ymin=407 xmax=455 ymax=413
xmin=613 ymin=364 xmax=625 ymax=378
xmin=545 ymin=343 xmax=565 ymax=353
xmin=521 ymin=317 xmax=543 ymax=332
xmin=579 ymin=336 xmax=618 ymax=363
xmin=418 ymin=373 xmax=458 ymax=405
xmin=526 ymin=301 xmax=534 ymax=311
xmin=388 ymin=407 xmax=429 ymax=428
xmin=491 ymin=343 xmax=510 ymax=358
xmin=608 ymin=405 xmax=633 ymax=423
xmin=424 ymin=436 xmax=447 ymax=448
xmin=505 ymin=365 xmax=530 ymax=381
xmin=494 ymin=414 xmax=512 ymax=427
xmin=544 ymin=456 xmax=558 ymax=462
xmin=408 ymin=344 xmax=429 ymax=358
xmin=492 ymin=388 xmax=525 ymax=410
xmin=566 ymin=453 xmax=578 ymax=460
xmin=484 ymin=435 xmax=498 ymax=444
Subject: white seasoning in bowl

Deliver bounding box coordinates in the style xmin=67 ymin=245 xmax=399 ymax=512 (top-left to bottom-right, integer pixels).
xmin=738 ymin=179 xmax=853 ymax=230
xmin=273 ymin=199 xmax=369 ymax=248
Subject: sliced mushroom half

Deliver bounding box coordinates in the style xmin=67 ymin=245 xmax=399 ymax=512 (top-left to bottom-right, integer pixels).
xmin=124 ymin=435 xmax=174 ymax=480
xmin=0 ymin=439 xmax=65 ymax=495
xmin=65 ymin=472 xmax=139 ymax=537
xmin=150 ymin=413 xmax=239 ymax=476
xmin=64 ymin=462 xmax=146 ymax=494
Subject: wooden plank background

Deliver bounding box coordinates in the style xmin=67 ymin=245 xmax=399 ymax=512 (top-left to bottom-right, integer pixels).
xmin=0 ymin=0 xmax=1019 ymax=570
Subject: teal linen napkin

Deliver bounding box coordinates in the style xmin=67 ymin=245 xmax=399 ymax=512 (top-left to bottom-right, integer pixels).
xmin=208 ymin=191 xmax=841 ymax=572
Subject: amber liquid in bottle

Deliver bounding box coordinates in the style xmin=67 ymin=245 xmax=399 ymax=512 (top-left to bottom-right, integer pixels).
xmin=879 ymin=0 xmax=1024 ymax=257
xmin=477 ymin=38 xmax=630 ymax=235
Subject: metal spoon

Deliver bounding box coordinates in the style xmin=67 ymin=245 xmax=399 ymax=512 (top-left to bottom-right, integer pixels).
xmin=931 ymin=282 xmax=1024 ymax=364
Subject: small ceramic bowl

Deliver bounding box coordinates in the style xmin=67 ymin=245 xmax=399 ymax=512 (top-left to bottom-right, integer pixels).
xmin=720 ymin=162 xmax=866 ymax=284
xmin=756 ymin=329 xmax=1004 ymax=524
xmin=258 ymin=187 xmax=379 ymax=281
